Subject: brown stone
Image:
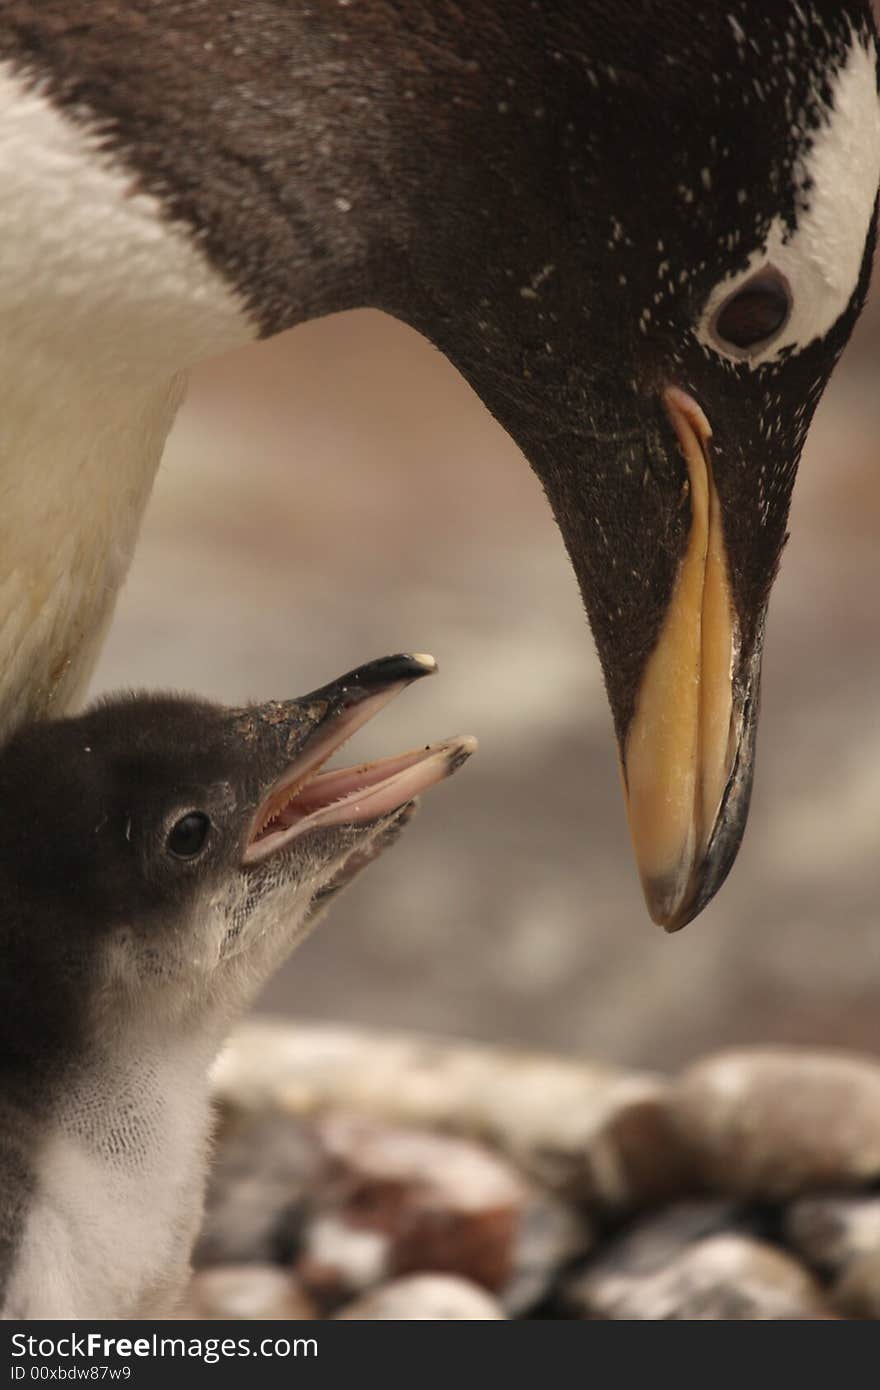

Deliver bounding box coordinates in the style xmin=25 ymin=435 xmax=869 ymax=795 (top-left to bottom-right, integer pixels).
xmin=297 ymin=1112 xmax=527 ymax=1308
xmin=833 ymin=1249 xmax=880 ymax=1318
xmin=671 ymin=1048 xmax=880 ymax=1198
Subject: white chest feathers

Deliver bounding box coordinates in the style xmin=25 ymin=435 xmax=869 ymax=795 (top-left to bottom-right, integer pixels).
xmin=0 ymin=58 xmax=253 ymax=380
xmin=0 ymin=60 xmax=256 ymax=742
xmin=2 ymin=1045 xmax=216 ymax=1320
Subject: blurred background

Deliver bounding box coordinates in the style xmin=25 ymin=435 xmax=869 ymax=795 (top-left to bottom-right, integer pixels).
xmin=90 ymin=278 xmax=880 ymax=1073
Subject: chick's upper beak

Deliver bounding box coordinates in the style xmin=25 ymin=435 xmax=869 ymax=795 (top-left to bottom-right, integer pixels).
xmin=621 ymin=387 xmax=749 ymax=930
xmin=234 ymin=652 xmax=442 ymax=784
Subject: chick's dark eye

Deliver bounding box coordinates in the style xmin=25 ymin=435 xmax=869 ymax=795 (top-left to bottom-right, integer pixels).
xmin=167 ymin=812 xmax=211 ymax=859
xmin=714 ymin=268 xmax=791 ymax=351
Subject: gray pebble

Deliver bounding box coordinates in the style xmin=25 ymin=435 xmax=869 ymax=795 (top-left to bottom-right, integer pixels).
xmin=671 ymin=1048 xmax=880 ymax=1198
xmin=183 ymin=1265 xmax=317 ymax=1320
xmin=501 ymin=1191 xmax=594 ymax=1316
xmin=194 ymin=1110 xmax=322 ymax=1267
xmin=334 ymin=1274 xmax=505 ymax=1320
xmin=566 ymin=1226 xmax=826 ymax=1320
xmin=785 ymin=1192 xmax=880 ymax=1278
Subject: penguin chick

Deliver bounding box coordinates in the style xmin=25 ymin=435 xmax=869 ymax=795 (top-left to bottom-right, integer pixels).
xmin=0 ymin=653 xmax=476 ymax=1320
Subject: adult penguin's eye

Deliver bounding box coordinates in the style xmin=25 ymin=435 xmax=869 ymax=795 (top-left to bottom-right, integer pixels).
xmin=713 ymin=267 xmax=792 ymax=352
xmin=167 ymin=811 xmax=211 ymax=859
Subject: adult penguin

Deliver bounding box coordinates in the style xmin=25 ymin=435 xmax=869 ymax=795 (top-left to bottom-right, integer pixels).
xmin=0 ymin=1 xmax=876 ymax=927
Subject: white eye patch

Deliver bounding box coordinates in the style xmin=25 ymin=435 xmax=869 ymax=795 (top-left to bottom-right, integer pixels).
xmin=697 ymin=29 xmax=880 ymax=369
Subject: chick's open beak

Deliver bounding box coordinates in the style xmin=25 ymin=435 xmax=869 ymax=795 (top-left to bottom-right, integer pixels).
xmin=622 ymin=387 xmax=743 ymax=931
xmin=242 ymin=653 xmax=477 ymax=865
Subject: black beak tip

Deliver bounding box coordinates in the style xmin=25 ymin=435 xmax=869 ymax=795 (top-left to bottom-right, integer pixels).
xmin=354 ymin=652 xmax=438 ymax=688
xmin=305 ymin=652 xmax=437 ymax=706
xmin=644 ymin=742 xmax=756 ymax=933
xmin=643 ymin=849 xmax=737 ymax=933
xmin=650 ymin=880 xmax=719 ymax=935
